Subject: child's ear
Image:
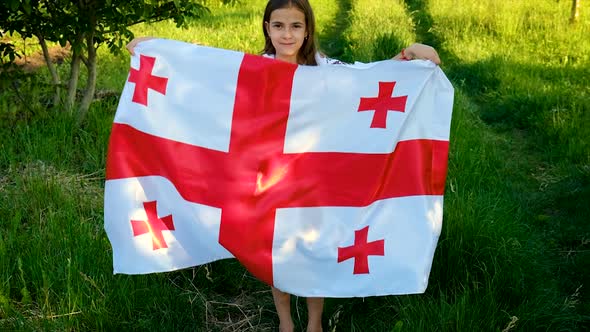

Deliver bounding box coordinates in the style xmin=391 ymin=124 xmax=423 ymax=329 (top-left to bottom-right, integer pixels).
xmin=264 ymin=21 xmax=270 ymax=34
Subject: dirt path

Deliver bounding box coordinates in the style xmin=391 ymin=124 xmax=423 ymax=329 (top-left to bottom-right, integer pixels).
xmin=11 ymin=42 xmax=70 ymax=72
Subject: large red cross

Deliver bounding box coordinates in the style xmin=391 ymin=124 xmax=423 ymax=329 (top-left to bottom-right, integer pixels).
xmin=128 ymin=54 xmax=169 ymax=106
xmin=337 ymin=226 xmax=384 ymax=274
xmin=357 ymin=81 xmax=407 ymax=128
xmin=107 ymin=55 xmax=449 ymax=286
xmin=130 ymin=200 xmax=175 ymax=250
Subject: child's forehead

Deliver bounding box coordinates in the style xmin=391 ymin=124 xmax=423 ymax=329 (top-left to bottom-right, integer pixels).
xmin=269 ymin=6 xmax=306 ymax=22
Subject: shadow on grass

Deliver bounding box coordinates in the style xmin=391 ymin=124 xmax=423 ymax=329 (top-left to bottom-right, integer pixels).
xmin=371 ymin=33 xmax=406 ymax=61
xmin=402 ymin=0 xmax=443 ymax=49
xmin=317 ymin=0 xmax=353 ymax=62
xmin=402 ymin=0 xmax=503 ymax=98
xmin=398 ymin=0 xmax=590 ymax=328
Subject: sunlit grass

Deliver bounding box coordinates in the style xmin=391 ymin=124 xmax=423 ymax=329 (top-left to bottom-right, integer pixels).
xmin=1 ymin=0 xmax=588 ymax=330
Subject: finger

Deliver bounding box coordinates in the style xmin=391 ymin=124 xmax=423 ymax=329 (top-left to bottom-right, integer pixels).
xmin=126 ymin=41 xmax=136 ymax=56
xmin=128 ymin=37 xmax=154 ymax=56
xmin=432 ymin=52 xmax=441 ymax=65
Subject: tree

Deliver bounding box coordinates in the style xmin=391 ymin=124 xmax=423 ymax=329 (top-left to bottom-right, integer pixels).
xmin=571 ymin=0 xmax=582 ymax=23
xmin=0 ymin=0 xmax=208 ymax=120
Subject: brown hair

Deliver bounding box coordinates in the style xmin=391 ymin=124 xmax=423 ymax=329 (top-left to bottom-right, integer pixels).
xmin=262 ymin=0 xmax=318 ymax=66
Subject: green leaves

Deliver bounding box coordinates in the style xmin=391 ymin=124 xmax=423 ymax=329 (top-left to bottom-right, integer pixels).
xmin=0 ymin=0 xmax=207 ymax=57
xmin=0 ymin=40 xmax=18 ymax=63
xmin=6 ymin=0 xmax=21 ymax=12
xmin=0 ymin=0 xmax=209 ymax=116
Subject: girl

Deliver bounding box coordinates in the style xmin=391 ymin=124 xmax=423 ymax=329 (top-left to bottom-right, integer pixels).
xmin=127 ymin=1 xmax=440 ymax=331
xmin=260 ymin=0 xmax=440 ymax=68
xmin=257 ymin=2 xmax=438 ymax=331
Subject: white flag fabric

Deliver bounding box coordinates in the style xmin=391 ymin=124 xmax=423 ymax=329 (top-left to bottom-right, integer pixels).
xmin=104 ymin=38 xmax=454 ymax=297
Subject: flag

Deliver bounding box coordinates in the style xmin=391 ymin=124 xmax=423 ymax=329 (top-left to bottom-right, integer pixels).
xmin=104 ymin=38 xmax=454 ymax=297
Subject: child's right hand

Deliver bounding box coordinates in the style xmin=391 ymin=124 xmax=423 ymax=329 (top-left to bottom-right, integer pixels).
xmin=405 ymin=43 xmax=441 ymax=65
xmin=126 ymin=36 xmax=155 ymax=55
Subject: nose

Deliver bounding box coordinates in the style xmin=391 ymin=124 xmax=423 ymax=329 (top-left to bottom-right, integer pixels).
xmin=282 ymin=27 xmax=293 ymax=39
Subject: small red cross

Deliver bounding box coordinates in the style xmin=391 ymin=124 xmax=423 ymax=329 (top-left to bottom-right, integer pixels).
xmin=337 ymin=226 xmax=385 ymax=274
xmin=131 ymin=201 xmax=175 ymax=250
xmin=128 ymin=55 xmax=169 ymax=106
xmin=357 ymin=81 xmax=408 ymax=128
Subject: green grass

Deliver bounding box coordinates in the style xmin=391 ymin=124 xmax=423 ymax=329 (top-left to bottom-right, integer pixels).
xmin=1 ymin=0 xmax=589 ymax=330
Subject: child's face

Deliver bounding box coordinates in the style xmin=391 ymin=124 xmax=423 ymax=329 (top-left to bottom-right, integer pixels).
xmin=265 ymin=6 xmax=307 ymax=63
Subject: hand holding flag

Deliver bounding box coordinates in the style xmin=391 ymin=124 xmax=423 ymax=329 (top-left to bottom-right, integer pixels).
xmin=104 ymin=38 xmax=454 ymax=297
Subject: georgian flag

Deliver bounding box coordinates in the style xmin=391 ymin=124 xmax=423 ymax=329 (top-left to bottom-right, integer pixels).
xmin=104 ymin=38 xmax=454 ymax=297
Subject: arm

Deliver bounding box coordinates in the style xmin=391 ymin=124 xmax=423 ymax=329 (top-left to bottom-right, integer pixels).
xmin=126 ymin=36 xmax=156 ymax=55
xmin=392 ymin=43 xmax=441 ymax=65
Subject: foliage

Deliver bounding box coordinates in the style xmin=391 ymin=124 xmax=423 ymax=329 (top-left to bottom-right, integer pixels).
xmin=0 ymin=30 xmax=21 ymax=88
xmin=0 ymin=0 xmax=208 ymax=119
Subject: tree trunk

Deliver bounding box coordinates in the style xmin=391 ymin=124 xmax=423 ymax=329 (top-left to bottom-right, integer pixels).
xmin=78 ymin=32 xmax=97 ymax=120
xmin=38 ymin=35 xmax=61 ymax=107
xmin=66 ymin=33 xmax=86 ymax=112
xmin=571 ymin=0 xmax=582 ymax=23
xmin=66 ymin=52 xmax=81 ymax=112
